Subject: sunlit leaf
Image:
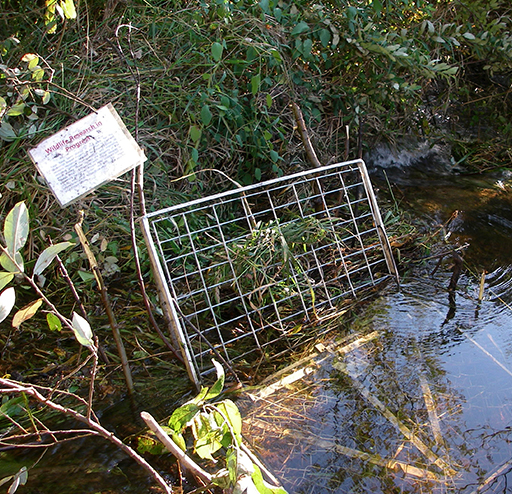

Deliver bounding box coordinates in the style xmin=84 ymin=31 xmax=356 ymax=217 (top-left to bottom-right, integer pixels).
xmin=12 ymin=298 xmax=43 ymax=328
xmin=0 ymin=287 xmax=16 ymax=324
xmin=205 ymin=359 xmax=225 ymax=400
xmin=216 ymin=399 xmax=242 ymax=440
xmin=60 ymin=0 xmax=77 ymax=19
xmin=32 ymin=68 xmax=45 ymax=82
xmin=34 ymin=241 xmax=74 ymax=276
xmin=6 ymin=103 xmax=26 ymax=117
xmin=168 ymin=403 xmax=200 ymax=432
xmin=71 ymin=311 xmax=93 ymax=347
xmin=0 ymin=251 xmax=23 ymax=273
xmin=0 ymin=272 xmax=14 ymax=291
xmin=4 ymin=202 xmax=29 ymax=256
xmin=46 ymin=312 xmax=62 ymax=332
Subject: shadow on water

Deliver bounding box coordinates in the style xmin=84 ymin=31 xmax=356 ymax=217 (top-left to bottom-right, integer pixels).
xmin=240 ymin=141 xmax=512 ymax=493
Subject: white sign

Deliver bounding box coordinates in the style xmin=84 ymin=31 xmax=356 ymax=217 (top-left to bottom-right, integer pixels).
xmin=29 ymin=103 xmax=146 ymax=207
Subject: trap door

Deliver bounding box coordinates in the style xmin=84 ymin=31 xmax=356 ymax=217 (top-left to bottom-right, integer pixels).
xmin=141 ymin=160 xmax=398 ymax=386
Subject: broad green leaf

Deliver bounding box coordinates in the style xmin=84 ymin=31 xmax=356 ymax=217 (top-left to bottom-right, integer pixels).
xmin=12 ymin=298 xmax=43 ymax=328
xmin=42 ymin=91 xmax=51 ymax=104
xmin=266 ymin=93 xmax=272 ymax=109
xmin=4 ymin=202 xmax=29 ymax=256
xmin=168 ymin=402 xmax=200 ymax=432
xmin=137 ymin=434 xmax=165 ymax=455
xmin=319 ymin=28 xmax=331 ymax=47
xmin=46 ymin=312 xmax=62 ymax=331
xmin=34 ymin=241 xmax=74 ymax=276
xmin=226 ymin=447 xmax=238 ymax=484
xmin=251 ymin=74 xmax=261 ymax=95
xmin=0 ymin=251 xmax=24 ymax=273
xmin=211 ymin=42 xmax=223 ymax=62
xmin=170 ymin=431 xmax=186 ymax=452
xmin=32 ymin=68 xmax=45 ymax=82
xmin=302 ymin=38 xmax=313 ymax=57
xmin=0 ymin=122 xmax=17 ymax=142
xmin=0 ymin=287 xmax=15 ymax=324
xmin=189 ymin=125 xmax=202 ymax=143
xmin=27 ymin=56 xmax=40 ymax=70
xmin=291 ymin=21 xmax=309 ymax=36
xmin=463 ymin=32 xmax=475 ymax=40
xmin=71 ymin=311 xmax=93 ymax=347
xmin=0 ymin=272 xmax=14 ymax=291
xmin=205 ymin=359 xmax=225 ymax=400
xmin=77 ymin=270 xmax=95 ymax=282
xmin=259 ymin=0 xmax=269 ymax=14
xmin=60 ymin=0 xmax=77 ymax=19
xmin=6 ymin=103 xmax=26 ymax=117
xmin=201 ymin=105 xmax=212 ymax=126
xmin=216 ymin=399 xmax=242 ymax=440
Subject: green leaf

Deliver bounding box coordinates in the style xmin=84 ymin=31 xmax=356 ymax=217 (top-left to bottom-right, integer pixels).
xmin=170 ymin=431 xmax=186 ymax=452
xmin=201 ymin=105 xmax=213 ymax=126
xmin=6 ymin=103 xmax=26 ymax=117
xmin=226 ymin=447 xmax=238 ymax=484
xmin=32 ymin=68 xmax=45 ymax=82
xmin=302 ymin=38 xmax=313 ymax=57
xmin=0 ymin=122 xmax=17 ymax=142
xmin=46 ymin=312 xmax=62 ymax=332
xmin=60 ymin=0 xmax=77 ymax=19
xmin=12 ymin=298 xmax=43 ymax=328
xmin=266 ymin=93 xmax=272 ymax=109
xmin=0 ymin=272 xmax=14 ymax=291
xmin=71 ymin=312 xmax=94 ymax=348
xmin=270 ymin=150 xmax=279 ymax=162
xmin=4 ymin=202 xmax=29 ymax=256
xmin=27 ymin=56 xmax=39 ymax=70
xmin=77 ymin=270 xmax=95 ymax=282
xmin=0 ymin=97 xmax=7 ymax=114
xmin=216 ymin=399 xmax=242 ymax=439
xmin=169 ymin=403 xmax=200 ymax=432
xmin=252 ymin=464 xmax=288 ymax=493
xmin=291 ymin=21 xmax=309 ymax=36
xmin=463 ymin=32 xmax=476 ymax=40
xmin=259 ymin=0 xmax=270 ymax=14
xmin=0 ymin=287 xmax=15 ymax=324
xmin=189 ymin=125 xmax=202 ymax=143
xmin=251 ymin=74 xmax=261 ymax=95
xmin=0 ymin=251 xmax=24 ymax=273
xmin=205 ymin=359 xmax=225 ymax=400
xmin=211 ymin=42 xmax=223 ymax=62
xmin=319 ymin=29 xmax=331 ymax=47
xmin=34 ymin=241 xmax=75 ymax=276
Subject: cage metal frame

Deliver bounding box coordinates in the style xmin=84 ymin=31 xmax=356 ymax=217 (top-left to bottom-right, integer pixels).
xmin=141 ymin=159 xmax=398 ymax=386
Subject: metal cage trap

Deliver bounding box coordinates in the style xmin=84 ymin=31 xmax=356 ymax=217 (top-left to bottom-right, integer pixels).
xmin=141 ymin=159 xmax=398 ymax=386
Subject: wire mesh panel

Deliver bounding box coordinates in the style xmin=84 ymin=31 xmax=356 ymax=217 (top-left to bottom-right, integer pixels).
xmin=141 ymin=160 xmax=398 ymax=385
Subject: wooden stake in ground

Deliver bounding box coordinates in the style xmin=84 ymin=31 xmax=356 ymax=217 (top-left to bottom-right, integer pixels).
xmin=75 ymin=212 xmax=134 ymax=395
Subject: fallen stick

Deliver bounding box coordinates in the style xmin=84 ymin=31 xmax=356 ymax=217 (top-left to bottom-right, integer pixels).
xmin=419 ymin=374 xmax=445 ymax=447
xmin=140 ymin=411 xmax=212 ymax=484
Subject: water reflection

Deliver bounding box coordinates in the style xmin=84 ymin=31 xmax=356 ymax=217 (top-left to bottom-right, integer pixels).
xmin=241 ymin=269 xmax=512 ymax=493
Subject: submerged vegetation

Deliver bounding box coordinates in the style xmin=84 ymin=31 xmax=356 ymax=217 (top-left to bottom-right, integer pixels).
xmin=1 ymin=0 xmax=512 ymax=492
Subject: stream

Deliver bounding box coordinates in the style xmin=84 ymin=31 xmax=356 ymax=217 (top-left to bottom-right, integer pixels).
xmin=240 ymin=140 xmax=512 ymax=493
xmin=3 ymin=139 xmax=512 ymax=493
